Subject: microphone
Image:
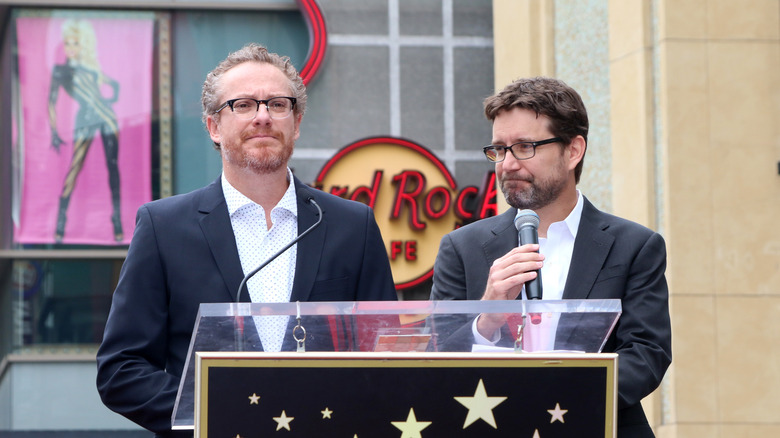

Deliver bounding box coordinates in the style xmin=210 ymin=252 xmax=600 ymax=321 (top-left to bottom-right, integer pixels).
xmin=234 ymin=196 xmax=323 ymax=350
xmin=514 ymin=209 xmax=543 ymax=300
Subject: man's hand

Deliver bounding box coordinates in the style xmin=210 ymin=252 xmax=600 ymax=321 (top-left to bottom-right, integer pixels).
xmin=476 ymin=244 xmax=544 ymax=338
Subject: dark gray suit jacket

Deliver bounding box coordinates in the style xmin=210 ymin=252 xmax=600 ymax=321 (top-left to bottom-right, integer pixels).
xmin=431 ymin=197 xmax=671 ymax=437
xmin=96 ymin=176 xmax=397 ymax=436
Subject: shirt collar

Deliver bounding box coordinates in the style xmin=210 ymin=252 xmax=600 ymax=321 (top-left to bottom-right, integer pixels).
xmin=221 ymin=168 xmax=298 ymax=217
xmin=563 ymin=190 xmax=584 ymax=238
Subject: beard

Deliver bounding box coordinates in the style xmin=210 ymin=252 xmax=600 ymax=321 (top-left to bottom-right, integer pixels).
xmin=500 ymin=162 xmax=568 ymax=211
xmin=221 ymin=137 xmax=293 ymax=174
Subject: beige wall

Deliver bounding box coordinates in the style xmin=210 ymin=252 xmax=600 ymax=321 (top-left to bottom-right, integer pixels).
xmin=494 ymin=0 xmax=780 ymax=436
xmin=655 ymin=0 xmax=780 ymax=436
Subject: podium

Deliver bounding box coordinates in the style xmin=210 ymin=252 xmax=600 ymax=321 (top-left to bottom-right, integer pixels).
xmin=173 ymin=299 xmax=621 ymax=437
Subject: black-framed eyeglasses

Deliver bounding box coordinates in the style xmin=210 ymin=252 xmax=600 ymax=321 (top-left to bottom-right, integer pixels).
xmin=214 ymin=96 xmax=297 ymax=120
xmin=482 ymin=137 xmax=562 ymax=162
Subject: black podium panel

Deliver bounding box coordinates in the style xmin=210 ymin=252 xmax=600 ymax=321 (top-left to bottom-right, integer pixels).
xmin=196 ymin=352 xmax=617 ymax=438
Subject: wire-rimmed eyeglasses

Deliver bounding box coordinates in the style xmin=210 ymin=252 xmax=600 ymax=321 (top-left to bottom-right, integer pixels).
xmin=214 ymin=97 xmax=297 ymax=120
xmin=482 ymin=137 xmax=562 ymax=162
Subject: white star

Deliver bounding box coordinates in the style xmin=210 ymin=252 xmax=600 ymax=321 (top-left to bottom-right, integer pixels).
xmin=547 ymin=403 xmax=568 ymax=423
xmin=273 ymin=410 xmax=294 ymax=431
xmin=248 ymin=393 xmax=260 ymax=404
xmin=532 ymin=429 xmax=540 ymax=438
xmin=321 ymin=407 xmax=333 ymax=419
xmin=391 ymin=408 xmax=432 ymax=438
xmin=453 ymin=379 xmax=507 ymax=429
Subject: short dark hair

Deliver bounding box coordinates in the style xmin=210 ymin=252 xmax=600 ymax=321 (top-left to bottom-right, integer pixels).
xmin=484 ymin=77 xmax=589 ymax=183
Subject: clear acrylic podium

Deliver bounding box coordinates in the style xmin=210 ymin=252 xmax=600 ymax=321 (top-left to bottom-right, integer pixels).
xmin=172 ymin=299 xmax=621 ymax=435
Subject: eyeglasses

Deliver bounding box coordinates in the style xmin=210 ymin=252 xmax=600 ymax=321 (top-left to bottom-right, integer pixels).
xmin=214 ymin=97 xmax=297 ymax=120
xmin=482 ymin=137 xmax=562 ymax=162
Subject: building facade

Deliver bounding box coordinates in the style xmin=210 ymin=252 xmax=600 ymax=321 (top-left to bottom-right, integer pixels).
xmin=0 ymin=0 xmax=778 ymax=436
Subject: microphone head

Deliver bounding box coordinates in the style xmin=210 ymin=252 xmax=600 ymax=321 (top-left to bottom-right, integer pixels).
xmin=514 ymin=209 xmax=539 ymax=230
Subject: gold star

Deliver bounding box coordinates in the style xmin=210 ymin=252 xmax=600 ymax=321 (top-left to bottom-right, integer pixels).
xmin=273 ymin=410 xmax=294 ymax=431
xmin=248 ymin=393 xmax=260 ymax=404
xmin=391 ymin=408 xmax=432 ymax=438
xmin=548 ymin=403 xmax=568 ymax=423
xmin=321 ymin=407 xmax=333 ymax=419
xmin=453 ymin=379 xmax=507 ymax=429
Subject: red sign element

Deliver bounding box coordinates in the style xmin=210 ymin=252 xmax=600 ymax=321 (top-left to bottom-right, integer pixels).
xmin=315 ymin=136 xmax=497 ymax=289
xmin=297 ymin=0 xmax=328 ymax=85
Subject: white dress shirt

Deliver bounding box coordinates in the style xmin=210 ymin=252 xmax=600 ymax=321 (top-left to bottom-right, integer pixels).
xmin=473 ymin=191 xmax=584 ymax=351
xmin=222 ymin=169 xmax=298 ymax=352
xmin=529 ymin=190 xmax=583 ymax=301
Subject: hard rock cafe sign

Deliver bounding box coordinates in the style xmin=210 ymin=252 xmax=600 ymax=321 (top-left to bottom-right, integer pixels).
xmin=315 ymin=136 xmax=499 ymax=289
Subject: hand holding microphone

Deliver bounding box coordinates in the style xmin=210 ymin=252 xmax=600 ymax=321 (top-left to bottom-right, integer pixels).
xmin=476 ymin=210 xmax=544 ymax=338
xmin=514 ymin=210 xmax=543 ymax=300
xmin=480 ymin=218 xmax=544 ymax=303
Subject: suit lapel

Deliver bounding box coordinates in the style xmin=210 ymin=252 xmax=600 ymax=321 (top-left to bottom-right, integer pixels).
xmin=290 ymin=178 xmax=326 ymax=302
xmin=562 ymin=198 xmax=614 ymax=299
xmin=483 ymin=208 xmax=519 ymax=267
xmin=197 ymin=179 xmax=245 ymax=302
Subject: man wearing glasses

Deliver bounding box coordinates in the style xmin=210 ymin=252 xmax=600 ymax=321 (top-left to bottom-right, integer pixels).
xmin=97 ymin=43 xmax=397 ymax=437
xmin=430 ymin=77 xmax=671 ymax=437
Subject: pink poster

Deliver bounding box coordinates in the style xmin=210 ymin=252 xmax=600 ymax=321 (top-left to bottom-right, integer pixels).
xmin=14 ymin=15 xmax=153 ymax=245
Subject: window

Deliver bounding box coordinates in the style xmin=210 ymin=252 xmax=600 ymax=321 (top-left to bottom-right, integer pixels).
xmin=0 ymin=4 xmax=309 ymax=356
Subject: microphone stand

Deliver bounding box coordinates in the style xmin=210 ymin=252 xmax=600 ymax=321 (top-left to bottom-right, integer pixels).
xmin=235 ymin=197 xmax=323 ymax=351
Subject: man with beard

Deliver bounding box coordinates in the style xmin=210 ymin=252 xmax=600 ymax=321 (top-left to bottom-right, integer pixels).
xmin=430 ymin=77 xmax=671 ymax=437
xmin=96 ymin=44 xmax=397 ymax=437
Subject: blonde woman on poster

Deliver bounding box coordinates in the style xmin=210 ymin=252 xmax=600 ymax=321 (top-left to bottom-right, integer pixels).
xmin=48 ymin=19 xmax=123 ymax=242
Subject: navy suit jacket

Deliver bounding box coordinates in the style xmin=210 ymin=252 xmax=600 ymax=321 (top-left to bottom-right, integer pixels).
xmin=96 ymin=176 xmax=397 ymax=436
xmin=430 ymin=197 xmax=672 ymax=437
